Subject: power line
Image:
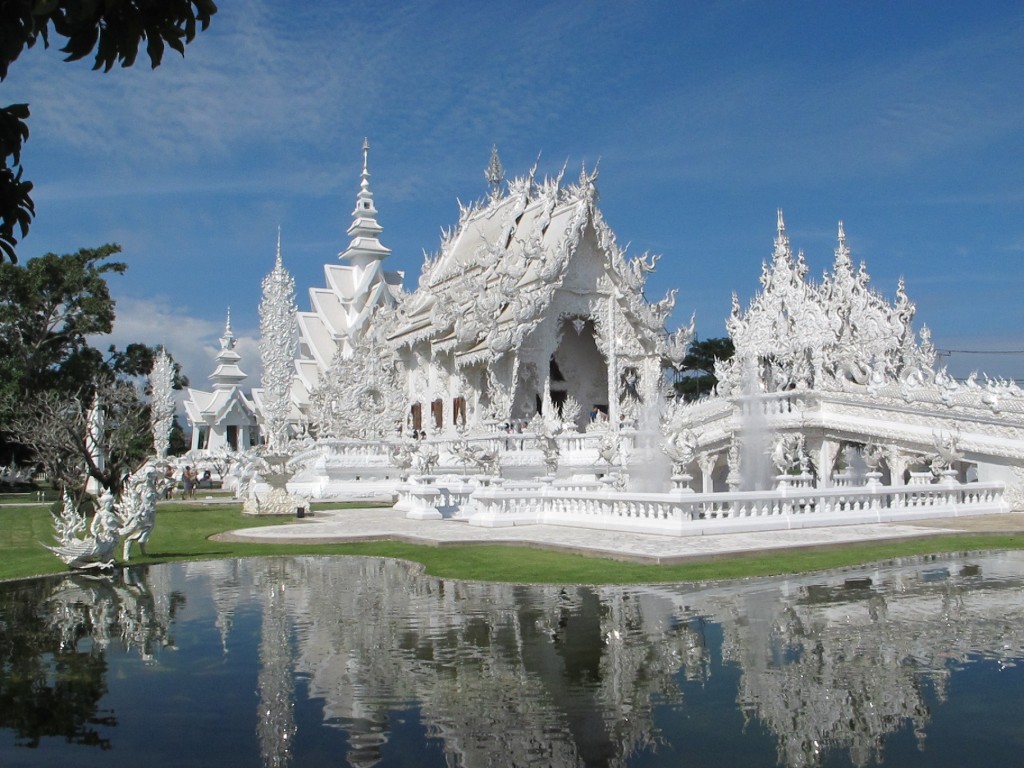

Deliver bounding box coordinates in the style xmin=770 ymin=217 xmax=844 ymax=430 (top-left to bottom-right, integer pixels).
xmin=936 ymin=349 xmax=1024 ymax=355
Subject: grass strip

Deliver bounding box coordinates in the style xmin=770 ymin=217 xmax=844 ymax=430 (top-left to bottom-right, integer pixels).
xmin=3 ymin=501 xmax=1023 ymax=585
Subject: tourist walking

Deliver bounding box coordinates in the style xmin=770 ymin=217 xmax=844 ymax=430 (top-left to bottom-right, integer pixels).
xmin=182 ymin=465 xmax=196 ymax=499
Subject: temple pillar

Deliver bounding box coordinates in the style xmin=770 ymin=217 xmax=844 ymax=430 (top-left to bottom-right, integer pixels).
xmin=885 ymin=447 xmax=908 ymax=486
xmin=807 ymin=437 xmax=839 ymax=488
xmin=606 ymin=291 xmax=619 ymax=429
xmin=698 ymin=452 xmax=717 ymax=494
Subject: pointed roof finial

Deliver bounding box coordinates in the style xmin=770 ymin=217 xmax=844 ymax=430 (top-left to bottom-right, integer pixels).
xmin=485 ymin=144 xmax=504 ymax=199
xmin=220 ymin=307 xmax=237 ymax=351
xmin=275 ymin=226 xmax=283 ymax=267
xmin=773 ymin=209 xmax=790 ymax=260
xmin=341 ymin=138 xmax=390 ymax=265
xmin=838 ymin=220 xmax=846 ymax=246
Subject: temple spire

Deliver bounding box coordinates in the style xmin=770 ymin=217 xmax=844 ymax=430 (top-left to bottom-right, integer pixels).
xmin=485 ymin=145 xmax=504 ymax=200
xmin=341 ymin=138 xmax=390 ymax=268
xmin=834 ymin=220 xmax=852 ymax=272
xmin=221 ymin=307 xmax=236 ymax=350
xmin=210 ymin=305 xmax=246 ymax=389
xmin=773 ymin=209 xmax=790 ymax=260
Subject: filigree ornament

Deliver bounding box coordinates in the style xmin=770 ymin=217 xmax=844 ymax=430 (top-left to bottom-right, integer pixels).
xmin=259 ymin=240 xmax=299 ymax=453
xmin=149 ymin=348 xmax=176 ymax=458
xmin=718 ymin=214 xmax=931 ymax=398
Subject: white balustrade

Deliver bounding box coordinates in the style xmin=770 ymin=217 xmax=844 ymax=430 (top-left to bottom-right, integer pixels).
xmin=467 ymin=480 xmax=1007 ymax=536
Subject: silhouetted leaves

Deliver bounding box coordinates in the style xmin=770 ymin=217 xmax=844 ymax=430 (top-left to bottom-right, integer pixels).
xmin=0 ymin=1 xmax=218 ymax=261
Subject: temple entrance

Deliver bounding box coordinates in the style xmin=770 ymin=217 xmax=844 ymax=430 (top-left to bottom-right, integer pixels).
xmin=551 ymin=318 xmax=607 ymax=431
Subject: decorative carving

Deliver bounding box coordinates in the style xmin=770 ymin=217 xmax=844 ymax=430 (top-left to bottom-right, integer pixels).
xmin=46 ymin=491 xmax=120 ymax=569
xmin=259 ymin=236 xmax=298 ymax=454
xmin=149 ymin=348 xmax=176 ymax=458
xmin=117 ymin=462 xmax=162 ymax=560
xmin=308 ymin=325 xmax=404 ymax=439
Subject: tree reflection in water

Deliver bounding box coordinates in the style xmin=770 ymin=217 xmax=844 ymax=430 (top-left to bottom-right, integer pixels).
xmin=0 ymin=568 xmax=180 ymax=749
xmin=1 ymin=553 xmax=1023 ymax=767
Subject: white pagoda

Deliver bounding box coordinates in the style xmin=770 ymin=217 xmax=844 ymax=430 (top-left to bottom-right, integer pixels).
xmin=183 ymin=310 xmax=259 ymax=452
xmin=292 ymin=139 xmax=404 ymax=414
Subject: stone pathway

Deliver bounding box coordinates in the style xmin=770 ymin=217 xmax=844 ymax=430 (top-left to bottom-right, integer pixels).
xmin=215 ymin=508 xmax=1024 ymax=565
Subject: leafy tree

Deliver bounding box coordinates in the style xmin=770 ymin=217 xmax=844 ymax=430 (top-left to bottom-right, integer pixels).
xmin=0 ymin=0 xmax=218 ymax=261
xmin=0 ymin=245 xmax=161 ymax=399
xmin=673 ymin=337 xmax=735 ymax=402
xmin=168 ymin=413 xmax=189 ymax=456
xmin=0 ymin=245 xmax=187 ymax=488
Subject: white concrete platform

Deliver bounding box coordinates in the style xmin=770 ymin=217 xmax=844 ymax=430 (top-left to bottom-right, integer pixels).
xmin=216 ymin=507 xmax=1024 ymax=565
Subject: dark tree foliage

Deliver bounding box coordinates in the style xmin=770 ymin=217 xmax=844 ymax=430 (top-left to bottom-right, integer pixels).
xmin=0 ymin=0 xmax=218 ymax=261
xmin=0 ymin=580 xmax=114 ymax=748
xmin=168 ymin=413 xmax=188 ymax=455
xmin=0 ymin=245 xmax=188 ymax=475
xmin=673 ymin=337 xmax=735 ymax=402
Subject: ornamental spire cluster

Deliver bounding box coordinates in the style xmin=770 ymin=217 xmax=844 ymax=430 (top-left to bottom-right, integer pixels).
xmin=259 ymin=237 xmax=298 ymax=453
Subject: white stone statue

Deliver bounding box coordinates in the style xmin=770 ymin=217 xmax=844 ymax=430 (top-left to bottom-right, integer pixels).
xmin=411 ymin=442 xmax=440 ymax=476
xmin=771 ymin=434 xmax=808 ymax=476
xmin=531 ymin=411 xmax=562 ymax=477
xmin=117 ymin=463 xmax=161 ymax=560
xmin=662 ymin=429 xmax=698 ymax=476
xmin=47 ymin=491 xmax=121 ymax=569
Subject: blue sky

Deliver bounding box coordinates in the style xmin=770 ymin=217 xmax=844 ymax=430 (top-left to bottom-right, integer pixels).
xmin=6 ymin=1 xmax=1024 ymax=387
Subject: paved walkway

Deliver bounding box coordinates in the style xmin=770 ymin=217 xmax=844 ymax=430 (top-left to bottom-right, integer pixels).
xmin=216 ymin=507 xmax=1024 ymax=565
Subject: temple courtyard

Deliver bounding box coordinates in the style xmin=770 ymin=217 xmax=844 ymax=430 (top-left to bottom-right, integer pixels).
xmin=216 ymin=506 xmax=1024 ymax=566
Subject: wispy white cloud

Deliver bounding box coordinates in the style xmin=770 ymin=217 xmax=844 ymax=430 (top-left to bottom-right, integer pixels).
xmin=93 ymin=296 xmax=262 ymax=394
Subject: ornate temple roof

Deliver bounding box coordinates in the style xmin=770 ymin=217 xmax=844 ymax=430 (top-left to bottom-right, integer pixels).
xmin=716 ymin=211 xmax=932 ymax=394
xmin=293 ymin=141 xmax=403 ymax=397
xmin=387 ymin=153 xmax=688 ymax=367
xmin=208 ymin=308 xmax=247 ymax=389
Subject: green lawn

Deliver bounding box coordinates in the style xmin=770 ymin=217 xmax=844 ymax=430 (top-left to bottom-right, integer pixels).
xmin=3 ymin=500 xmax=1024 ymax=585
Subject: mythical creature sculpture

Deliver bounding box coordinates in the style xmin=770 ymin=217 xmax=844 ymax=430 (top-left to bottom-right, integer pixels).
xmin=47 ymin=491 xmax=121 ymax=569
xmin=450 ymin=436 xmax=500 ymax=477
xmin=662 ymin=429 xmax=698 ymax=476
xmin=411 ymin=443 xmax=440 ymax=476
xmin=388 ymin=439 xmax=416 ymax=477
xmin=118 ymin=464 xmax=161 ymax=560
xmin=771 ymin=434 xmax=808 ymax=476
xmin=531 ymin=410 xmax=563 ymax=477
xmin=930 ymin=429 xmax=963 ymax=474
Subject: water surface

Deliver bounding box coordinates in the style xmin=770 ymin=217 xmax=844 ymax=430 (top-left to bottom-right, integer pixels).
xmin=2 ymin=552 xmax=1023 ymax=767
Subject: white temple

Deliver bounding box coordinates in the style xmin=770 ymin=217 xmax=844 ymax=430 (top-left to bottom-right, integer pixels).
xmin=295 ymin=144 xmax=690 ymax=442
xmin=183 ymin=310 xmax=259 ymax=452
xmin=220 ymin=142 xmax=1024 ymax=528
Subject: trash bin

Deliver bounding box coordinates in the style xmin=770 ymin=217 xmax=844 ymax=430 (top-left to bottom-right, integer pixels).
xmin=296 ymin=507 xmax=305 ymax=518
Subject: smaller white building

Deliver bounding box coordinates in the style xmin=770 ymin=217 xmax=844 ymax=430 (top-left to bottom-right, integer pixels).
xmin=184 ymin=310 xmax=259 ymax=452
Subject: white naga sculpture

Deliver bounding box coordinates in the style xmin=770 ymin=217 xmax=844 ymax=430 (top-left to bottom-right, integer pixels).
xmin=47 ymin=491 xmax=121 ymax=569
xmin=117 ymin=463 xmax=163 ymax=560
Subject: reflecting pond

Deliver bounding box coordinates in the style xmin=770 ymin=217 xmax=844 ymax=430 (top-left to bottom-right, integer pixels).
xmin=2 ymin=552 xmax=1024 ymax=767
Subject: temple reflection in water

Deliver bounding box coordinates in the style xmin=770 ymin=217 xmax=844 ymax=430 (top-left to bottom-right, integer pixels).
xmin=3 ymin=552 xmax=1024 ymax=767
